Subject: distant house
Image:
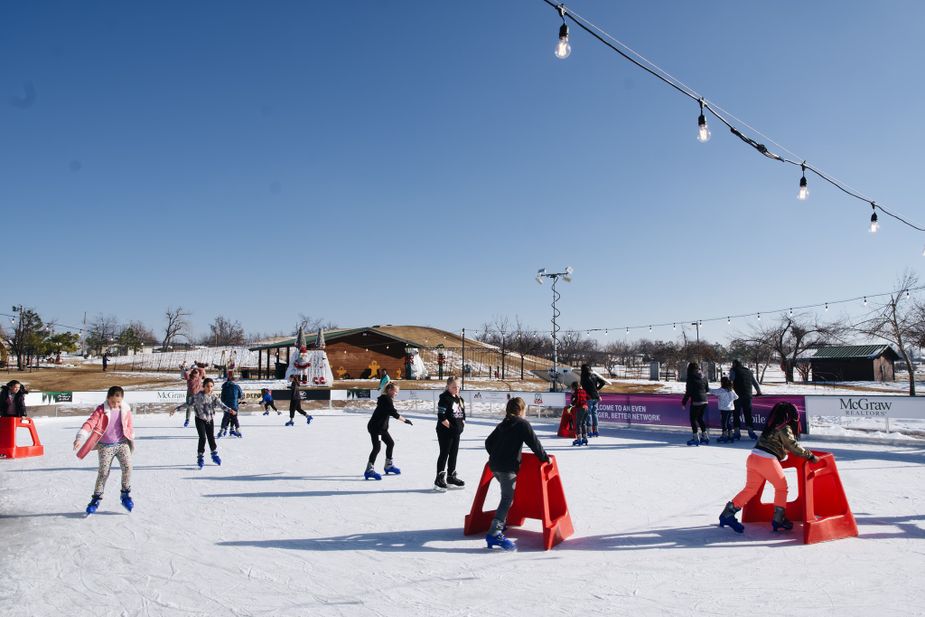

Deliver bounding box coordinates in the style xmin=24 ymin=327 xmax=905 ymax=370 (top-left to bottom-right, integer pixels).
xmin=802 ymin=345 xmax=899 ymax=382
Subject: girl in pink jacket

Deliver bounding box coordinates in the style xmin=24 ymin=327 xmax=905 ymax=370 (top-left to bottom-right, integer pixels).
xmin=72 ymin=386 xmax=135 ymax=515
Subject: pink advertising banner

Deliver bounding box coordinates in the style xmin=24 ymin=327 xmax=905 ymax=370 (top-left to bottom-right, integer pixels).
xmin=595 ymin=393 xmax=808 ymax=433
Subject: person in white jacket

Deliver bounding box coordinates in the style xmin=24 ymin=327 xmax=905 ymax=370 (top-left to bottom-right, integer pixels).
xmin=711 ymin=376 xmax=739 ymax=443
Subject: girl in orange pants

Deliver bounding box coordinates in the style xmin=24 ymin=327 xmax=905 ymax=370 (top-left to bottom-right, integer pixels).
xmin=719 ymin=402 xmax=817 ymax=533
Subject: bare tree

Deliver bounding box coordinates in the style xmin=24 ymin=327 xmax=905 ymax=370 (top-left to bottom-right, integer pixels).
xmin=508 ymin=317 xmax=546 ymax=380
xmin=753 ymin=314 xmax=844 ymax=383
xmin=297 ymin=315 xmax=339 ymax=332
xmin=162 ymin=307 xmax=191 ymax=351
xmin=208 ymin=315 xmax=246 ymax=346
xmin=728 ymin=333 xmax=776 ymax=383
xmin=85 ymin=314 xmax=121 ymax=355
xmin=854 ymin=272 xmax=922 ymax=396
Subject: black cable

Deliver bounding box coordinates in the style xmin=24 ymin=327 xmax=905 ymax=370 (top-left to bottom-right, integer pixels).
xmin=542 ymin=1 xmax=925 ymax=236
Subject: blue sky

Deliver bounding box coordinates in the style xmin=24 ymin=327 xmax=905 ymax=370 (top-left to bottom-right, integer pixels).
xmin=2 ymin=0 xmax=923 ymax=343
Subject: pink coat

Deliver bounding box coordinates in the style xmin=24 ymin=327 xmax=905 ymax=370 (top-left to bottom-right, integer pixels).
xmin=77 ymin=402 xmax=135 ymax=453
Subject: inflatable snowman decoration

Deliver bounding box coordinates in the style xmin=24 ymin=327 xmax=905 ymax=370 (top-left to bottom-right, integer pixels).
xmin=403 ymin=347 xmax=428 ymax=380
xmin=285 ymin=326 xmax=334 ymax=386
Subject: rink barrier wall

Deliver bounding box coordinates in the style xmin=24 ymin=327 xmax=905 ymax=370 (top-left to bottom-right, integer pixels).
xmin=21 ymin=390 xmax=924 ymax=435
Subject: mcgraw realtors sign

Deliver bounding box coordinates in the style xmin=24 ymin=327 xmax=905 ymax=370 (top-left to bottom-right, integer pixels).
xmin=805 ymin=395 xmax=925 ymax=420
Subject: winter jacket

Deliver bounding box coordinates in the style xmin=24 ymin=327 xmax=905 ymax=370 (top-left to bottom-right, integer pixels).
xmin=755 ymin=424 xmax=814 ymax=462
xmin=485 ymin=415 xmax=549 ymax=473
xmin=261 ymin=392 xmax=274 ymax=404
xmin=378 ymin=374 xmax=391 ymax=391
xmin=0 ymin=386 xmax=27 ymax=417
xmin=187 ymin=370 xmax=204 ymax=397
xmin=437 ymin=391 xmax=465 ymax=433
xmin=710 ymin=388 xmax=739 ymax=411
xmin=368 ymin=395 xmax=400 ymax=433
xmin=76 ymin=402 xmax=135 ymax=453
xmin=570 ymin=387 xmax=588 ymax=410
xmin=580 ymin=372 xmax=606 ymax=400
xmin=220 ymin=381 xmax=243 ymax=411
xmin=682 ymin=373 xmax=710 ymax=406
xmin=193 ymin=392 xmax=232 ymax=422
xmin=729 ymin=363 xmax=762 ymax=398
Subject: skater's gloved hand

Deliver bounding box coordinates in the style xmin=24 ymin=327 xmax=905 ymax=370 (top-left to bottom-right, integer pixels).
xmin=807 ymin=454 xmax=819 ymax=464
xmin=404 ymin=418 xmax=413 ymax=425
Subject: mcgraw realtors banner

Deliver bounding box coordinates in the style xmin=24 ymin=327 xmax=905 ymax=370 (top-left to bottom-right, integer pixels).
xmin=596 ymin=393 xmax=808 ymax=432
xmin=805 ymin=395 xmax=925 ymax=420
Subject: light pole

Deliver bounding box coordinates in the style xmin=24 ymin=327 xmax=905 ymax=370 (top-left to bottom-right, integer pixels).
xmin=536 ymin=266 xmax=573 ymax=392
xmin=691 ymin=321 xmax=700 ymax=344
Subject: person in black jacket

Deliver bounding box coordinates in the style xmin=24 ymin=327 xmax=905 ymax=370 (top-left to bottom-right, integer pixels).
xmin=483 ymin=397 xmax=550 ymax=551
xmin=579 ymin=364 xmax=606 ymax=437
xmin=681 ymin=362 xmax=710 ymax=445
xmin=0 ymin=380 xmax=27 ymax=417
xmin=729 ymin=359 xmax=763 ymax=440
xmin=285 ymin=374 xmax=312 ymax=426
xmin=365 ymin=382 xmax=412 ymax=480
xmin=434 ymin=376 xmax=465 ymax=491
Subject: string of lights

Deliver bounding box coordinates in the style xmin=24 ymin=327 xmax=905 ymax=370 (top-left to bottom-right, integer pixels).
xmin=542 ymin=1 xmax=925 ymax=252
xmin=464 ymin=284 xmax=924 ymax=339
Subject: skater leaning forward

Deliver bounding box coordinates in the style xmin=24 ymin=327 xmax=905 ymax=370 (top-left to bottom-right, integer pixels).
xmin=719 ymin=402 xmax=818 ymax=533
xmin=434 ymin=376 xmax=465 ymax=491
xmin=192 ymin=378 xmax=229 ymax=469
xmin=681 ymin=362 xmax=710 ymax=446
xmin=364 ymin=382 xmax=413 ymax=480
xmin=73 ymin=386 xmax=135 ymax=514
xmin=483 ymin=397 xmax=550 ymax=551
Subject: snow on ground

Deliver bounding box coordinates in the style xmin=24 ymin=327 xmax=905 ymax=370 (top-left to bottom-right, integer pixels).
xmin=2 ymin=412 xmax=924 ymax=617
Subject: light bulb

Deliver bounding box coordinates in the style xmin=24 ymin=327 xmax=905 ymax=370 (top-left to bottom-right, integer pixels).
xmin=863 ymin=296 xmax=868 ymax=306
xmin=625 ymin=327 xmax=629 ymax=335
xmin=870 ymin=205 xmax=879 ymax=233
xmin=757 ymin=313 xmax=761 ymax=321
xmin=789 ymin=308 xmax=793 ymax=316
xmin=649 ymin=325 xmax=652 ymax=332
xmin=672 ymin=323 xmax=676 ymax=330
xmin=727 ymin=317 xmax=731 ymax=324
xmin=825 ymin=303 xmax=829 ymax=312
xmin=798 ymin=175 xmax=809 ymax=200
xmin=697 ymin=114 xmax=711 ymax=143
xmin=604 ymin=329 xmax=608 ymax=336
xmin=555 ymin=24 xmax=571 ymax=59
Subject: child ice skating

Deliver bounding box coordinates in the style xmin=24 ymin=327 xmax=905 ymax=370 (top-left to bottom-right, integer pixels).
xmin=260 ymin=388 xmax=279 ymax=415
xmin=192 ymin=378 xmax=229 ymax=469
xmin=711 ymin=377 xmax=739 ymax=443
xmin=681 ymin=362 xmax=710 ymax=445
xmin=483 ymin=397 xmax=550 ymax=551
xmin=286 ymin=374 xmax=313 ymax=426
xmin=434 ymin=376 xmax=465 ymax=491
xmin=569 ymin=381 xmax=589 ymax=446
xmin=72 ymin=386 xmax=135 ymax=514
xmin=174 ymin=365 xmax=204 ymax=427
xmin=218 ymin=372 xmax=243 ymax=438
xmin=579 ymin=364 xmax=606 ymax=437
xmin=364 ymin=382 xmax=413 ymax=480
xmin=719 ymin=402 xmax=818 ymax=533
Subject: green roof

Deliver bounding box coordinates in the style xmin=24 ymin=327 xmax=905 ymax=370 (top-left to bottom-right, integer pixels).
xmin=809 ymin=345 xmax=898 ymax=360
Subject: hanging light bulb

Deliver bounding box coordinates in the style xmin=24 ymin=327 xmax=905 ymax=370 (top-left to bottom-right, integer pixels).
xmin=825 ymin=302 xmax=829 ymax=312
xmin=906 ymin=290 xmax=911 ymax=299
xmin=869 ymin=203 xmax=879 ymax=233
xmin=863 ymin=296 xmax=868 ymax=307
xmin=757 ymin=313 xmax=761 ymax=321
xmin=798 ymin=163 xmax=809 ymax=200
xmin=789 ymin=308 xmax=793 ymax=316
xmin=727 ymin=316 xmax=731 ymax=324
xmin=648 ymin=325 xmax=652 ymax=332
xmin=554 ymin=23 xmax=571 ymax=59
xmin=697 ymin=99 xmax=711 ymax=143
xmin=604 ymin=329 xmax=608 ymax=336
xmin=625 ymin=327 xmax=629 ymax=335
xmin=698 ymin=320 xmax=703 ymax=328
xmin=672 ymin=323 xmax=676 ymax=330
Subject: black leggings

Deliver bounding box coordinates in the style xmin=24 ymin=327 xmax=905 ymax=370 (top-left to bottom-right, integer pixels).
xmin=436 ymin=428 xmax=461 ymax=475
xmin=195 ymin=417 xmax=217 ymax=454
xmin=290 ymin=407 xmax=308 ymax=420
xmin=689 ymin=404 xmax=707 ymax=433
xmin=733 ymin=397 xmax=754 ymax=429
xmin=263 ymin=402 xmax=277 ymax=412
xmin=368 ymin=429 xmax=395 ymax=465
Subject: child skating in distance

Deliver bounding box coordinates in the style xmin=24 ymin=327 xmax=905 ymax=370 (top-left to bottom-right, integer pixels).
xmin=681 ymin=362 xmax=710 ymax=445
xmin=218 ymin=373 xmax=243 ymax=438
xmin=286 ymin=374 xmax=313 ymax=426
xmin=719 ymin=402 xmax=818 ymax=533
xmin=73 ymin=386 xmax=135 ymax=515
xmin=712 ymin=377 xmax=739 ymax=443
xmin=174 ymin=365 xmax=204 ymax=427
xmin=484 ymin=397 xmax=550 ymax=551
xmin=364 ymin=382 xmax=413 ymax=480
xmin=260 ymin=388 xmax=280 ymax=415
xmin=192 ymin=378 xmax=229 ymax=469
xmin=569 ymin=381 xmax=589 ymax=447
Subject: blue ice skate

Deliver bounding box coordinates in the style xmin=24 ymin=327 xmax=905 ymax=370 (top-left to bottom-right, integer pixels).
xmin=231 ymin=430 xmax=242 ymax=438
xmin=719 ymin=502 xmax=744 ymax=533
xmin=364 ymin=468 xmax=382 ymax=481
xmin=120 ymin=490 xmax=134 ymax=513
xmin=216 ymin=429 xmax=225 ymax=439
xmin=285 ymin=420 xmax=294 ymax=426
xmin=197 ymin=455 xmax=204 ymax=469
xmin=211 ymin=451 xmax=222 ymax=466
xmin=700 ymin=432 xmax=710 ymax=445
xmin=85 ymin=495 xmax=101 ymax=515
xmin=183 ymin=419 xmax=189 ymax=428
xmin=306 ymin=415 xmax=313 ymax=425
xmin=686 ymin=437 xmax=700 ymax=446
xmin=485 ymin=532 xmax=516 ymax=551
xmin=383 ymin=461 xmax=401 ymax=475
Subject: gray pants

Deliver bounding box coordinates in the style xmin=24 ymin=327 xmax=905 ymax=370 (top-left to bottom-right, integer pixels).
xmin=94 ymin=442 xmax=132 ymax=497
xmin=575 ymin=407 xmax=589 ymax=439
xmin=489 ymin=470 xmax=518 ymax=535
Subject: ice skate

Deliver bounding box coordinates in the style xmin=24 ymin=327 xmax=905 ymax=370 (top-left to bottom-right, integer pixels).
xmin=364 ymin=467 xmax=382 ymax=481
xmin=306 ymin=415 xmax=313 ymax=425
xmin=486 ymin=532 xmax=517 ymax=551
xmin=446 ymin=472 xmax=465 ymax=488
xmin=772 ymin=506 xmax=793 ymax=532
xmin=572 ymin=438 xmax=582 ymax=446
xmin=216 ymin=429 xmax=226 ymax=439
xmin=211 ymin=451 xmax=222 ymax=466
xmin=120 ymin=490 xmax=134 ymax=512
xmin=434 ymin=472 xmax=448 ymax=492
xmin=262 ymin=410 xmax=269 ymax=416
xmin=197 ymin=455 xmax=204 ymax=469
xmin=700 ymin=431 xmax=710 ymax=445
xmin=580 ymin=437 xmax=588 ymax=446
xmin=686 ymin=435 xmax=700 ymax=446
xmin=733 ymin=429 xmax=741 ymax=441
xmin=85 ymin=494 xmax=101 ymax=515
xmin=383 ymin=459 xmax=401 ymax=475
xmin=747 ymin=428 xmax=758 ymax=440
xmin=285 ymin=420 xmax=294 ymax=426
xmin=183 ymin=419 xmax=189 ymax=428
xmin=719 ymin=501 xmax=744 ymax=533
xmin=717 ymin=431 xmax=729 ymax=444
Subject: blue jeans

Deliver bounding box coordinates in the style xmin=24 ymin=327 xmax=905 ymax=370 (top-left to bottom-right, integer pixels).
xmin=586 ymin=398 xmax=599 ymax=430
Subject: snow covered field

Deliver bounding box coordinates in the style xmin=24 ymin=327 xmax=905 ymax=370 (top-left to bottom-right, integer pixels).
xmin=2 ymin=410 xmax=924 ymax=617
